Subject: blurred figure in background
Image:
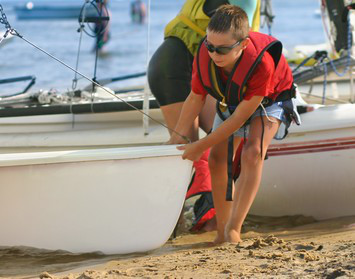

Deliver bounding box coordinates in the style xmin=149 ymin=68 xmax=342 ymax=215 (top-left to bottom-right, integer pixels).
xmin=94 ymin=0 xmax=111 ymax=53
xmin=131 ymin=0 xmax=146 ymax=24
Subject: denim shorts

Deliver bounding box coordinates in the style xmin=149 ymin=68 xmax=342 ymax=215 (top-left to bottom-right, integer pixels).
xmin=212 ymin=102 xmax=286 ymax=139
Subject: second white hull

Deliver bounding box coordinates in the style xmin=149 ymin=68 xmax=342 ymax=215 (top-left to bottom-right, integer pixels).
xmin=251 ymin=104 xmax=355 ymax=220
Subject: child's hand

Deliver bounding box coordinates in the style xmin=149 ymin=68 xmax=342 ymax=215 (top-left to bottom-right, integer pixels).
xmin=165 ymin=134 xmax=189 ymax=145
xmin=177 ymin=142 xmax=204 ymax=161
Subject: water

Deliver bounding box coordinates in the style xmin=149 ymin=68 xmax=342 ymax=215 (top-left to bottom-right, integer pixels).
xmin=0 ymin=0 xmax=324 ymax=95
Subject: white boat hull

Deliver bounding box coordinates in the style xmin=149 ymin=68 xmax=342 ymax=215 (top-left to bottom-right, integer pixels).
xmin=0 ymin=103 xmax=354 ymax=221
xmin=0 ymin=145 xmax=192 ymax=254
xmin=0 ymin=109 xmax=170 ymax=150
xmin=251 ymin=104 xmax=355 ymax=220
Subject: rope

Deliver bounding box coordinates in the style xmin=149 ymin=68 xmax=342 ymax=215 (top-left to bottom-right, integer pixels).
xmin=260 ymin=103 xmax=277 ymax=123
xmin=319 ymin=7 xmax=352 ymax=103
xmin=292 ymin=51 xmax=327 ymax=74
xmin=326 ymin=16 xmax=352 ymax=77
xmin=320 ymin=3 xmax=352 ymax=77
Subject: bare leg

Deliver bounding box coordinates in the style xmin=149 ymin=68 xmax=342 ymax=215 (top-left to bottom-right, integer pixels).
xmin=160 ymin=102 xmax=199 ymax=141
xmin=161 ymin=97 xmax=216 ymax=141
xmin=225 ymin=117 xmax=280 ymax=243
xmin=199 ymin=95 xmax=216 ymax=133
xmin=209 ymin=137 xmax=242 ymax=244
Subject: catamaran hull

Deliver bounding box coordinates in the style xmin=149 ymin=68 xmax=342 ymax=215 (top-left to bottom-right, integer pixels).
xmin=0 ymin=103 xmax=354 ymax=221
xmin=0 ymin=109 xmax=170 ymax=150
xmin=251 ymin=104 xmax=355 ymax=220
xmin=0 ymin=145 xmax=192 ymax=254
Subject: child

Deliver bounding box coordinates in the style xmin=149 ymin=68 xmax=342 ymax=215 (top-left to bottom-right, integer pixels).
xmin=149 ymin=0 xmax=260 ymax=232
xmin=168 ymin=4 xmax=299 ymax=243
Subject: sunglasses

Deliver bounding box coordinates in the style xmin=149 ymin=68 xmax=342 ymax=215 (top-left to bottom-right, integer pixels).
xmin=204 ymin=38 xmax=245 ymax=55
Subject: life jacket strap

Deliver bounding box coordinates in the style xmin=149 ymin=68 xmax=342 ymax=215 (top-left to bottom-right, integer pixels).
xmin=226 ymin=134 xmax=234 ymax=201
xmin=177 ymin=14 xmax=206 ymax=37
xmin=262 ymin=83 xmax=297 ymax=107
xmin=210 ymin=61 xmax=229 ymax=112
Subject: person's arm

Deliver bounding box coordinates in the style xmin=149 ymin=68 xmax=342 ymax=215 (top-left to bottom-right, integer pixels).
xmin=178 ymin=95 xmax=263 ymax=160
xmin=168 ymin=91 xmax=206 ymax=144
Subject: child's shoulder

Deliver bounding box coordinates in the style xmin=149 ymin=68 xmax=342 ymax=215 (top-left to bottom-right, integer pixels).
xmin=255 ymin=51 xmax=275 ymax=75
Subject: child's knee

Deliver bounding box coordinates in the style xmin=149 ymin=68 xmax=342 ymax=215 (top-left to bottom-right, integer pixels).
xmin=242 ymin=142 xmax=262 ymax=165
xmin=208 ymin=148 xmax=225 ymax=170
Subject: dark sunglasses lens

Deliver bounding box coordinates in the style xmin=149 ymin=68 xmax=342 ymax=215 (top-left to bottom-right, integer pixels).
xmin=205 ymin=43 xmax=214 ymax=52
xmin=205 ymin=40 xmax=238 ymax=55
xmin=216 ymin=47 xmax=231 ymax=55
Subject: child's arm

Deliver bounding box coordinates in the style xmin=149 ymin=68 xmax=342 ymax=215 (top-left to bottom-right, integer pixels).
xmin=168 ymin=91 xmax=206 ymax=144
xmin=178 ymin=95 xmax=263 ymax=160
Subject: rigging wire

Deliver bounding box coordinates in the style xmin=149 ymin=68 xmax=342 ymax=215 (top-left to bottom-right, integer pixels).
xmin=0 ymin=3 xmax=191 ymax=143
xmin=72 ymin=0 xmax=91 ymax=90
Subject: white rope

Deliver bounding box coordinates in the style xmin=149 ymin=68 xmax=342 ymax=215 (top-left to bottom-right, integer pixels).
xmin=260 ymin=103 xmax=277 ymax=123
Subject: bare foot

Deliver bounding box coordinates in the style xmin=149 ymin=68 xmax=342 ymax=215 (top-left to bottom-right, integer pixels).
xmin=201 ymin=216 xmax=217 ymax=232
xmin=213 ymin=234 xmax=226 ymax=245
xmin=224 ymin=228 xmax=241 ymax=243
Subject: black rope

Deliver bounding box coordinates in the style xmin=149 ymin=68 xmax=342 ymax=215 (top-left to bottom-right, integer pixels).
xmin=292 ymin=51 xmax=328 ymax=74
xmin=226 ymin=135 xmax=234 ymax=201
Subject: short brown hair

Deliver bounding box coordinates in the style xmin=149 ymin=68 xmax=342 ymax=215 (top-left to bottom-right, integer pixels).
xmin=208 ymin=5 xmax=249 ymax=40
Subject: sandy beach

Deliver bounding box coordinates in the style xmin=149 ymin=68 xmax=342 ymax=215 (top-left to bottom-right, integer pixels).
xmin=1 ymin=214 xmax=354 ymax=279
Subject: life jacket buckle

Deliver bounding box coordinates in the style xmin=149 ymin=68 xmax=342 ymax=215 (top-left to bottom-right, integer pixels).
xmin=219 ymin=101 xmax=227 ymax=112
xmin=261 ymin=98 xmax=270 ymax=106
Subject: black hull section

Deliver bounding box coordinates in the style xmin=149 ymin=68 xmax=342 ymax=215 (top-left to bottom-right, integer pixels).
xmin=0 ymin=99 xmax=159 ymax=118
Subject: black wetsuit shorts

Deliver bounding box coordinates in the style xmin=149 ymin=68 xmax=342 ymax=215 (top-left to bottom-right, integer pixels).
xmin=147 ymin=37 xmax=194 ymax=106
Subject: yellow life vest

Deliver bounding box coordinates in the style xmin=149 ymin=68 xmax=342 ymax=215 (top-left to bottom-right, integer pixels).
xmin=164 ymin=0 xmax=260 ymax=56
xmin=251 ymin=0 xmax=260 ymax=32
xmin=164 ymin=0 xmax=209 ymax=56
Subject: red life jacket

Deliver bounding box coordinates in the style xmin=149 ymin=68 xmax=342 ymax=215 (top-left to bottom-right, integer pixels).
xmin=196 ymin=32 xmax=294 ymax=109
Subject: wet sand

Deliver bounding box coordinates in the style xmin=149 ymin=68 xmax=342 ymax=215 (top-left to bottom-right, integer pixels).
xmin=1 ymin=215 xmax=354 ymax=279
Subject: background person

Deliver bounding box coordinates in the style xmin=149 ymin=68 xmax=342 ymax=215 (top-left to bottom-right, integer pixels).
xmin=94 ymin=0 xmax=111 ymax=53
xmin=131 ymin=0 xmax=146 ymax=24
